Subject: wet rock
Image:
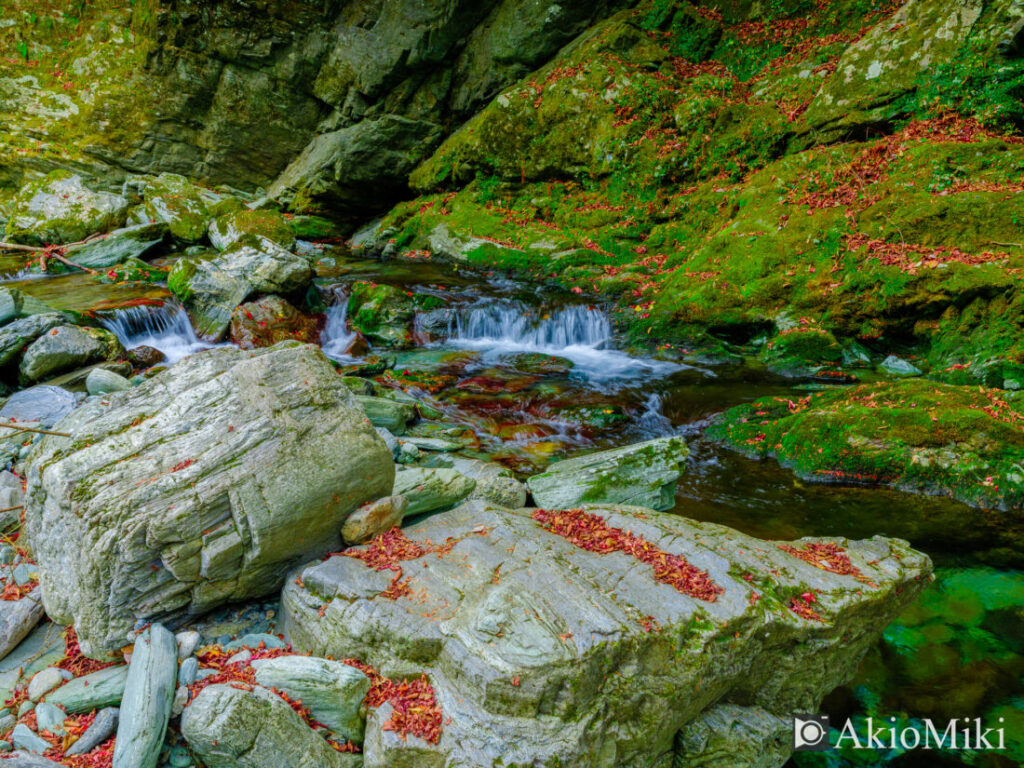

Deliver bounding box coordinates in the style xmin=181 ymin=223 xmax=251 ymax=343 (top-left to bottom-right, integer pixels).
xmin=24 ymin=344 xmax=394 ymax=655
xmin=85 ymin=368 xmax=132 ymax=396
xmin=209 ymin=209 xmax=296 ymax=251
xmin=61 ymin=223 xmax=168 ymax=270
xmin=526 ymin=436 xmax=689 ymax=511
xmin=168 ymin=237 xmax=314 ymax=339
xmin=879 ymin=355 xmax=922 ymax=377
xmin=0 ymin=315 xmax=68 ymax=368
xmin=355 ymin=396 xmax=415 ymax=435
xmin=341 ymin=377 xmax=375 ymax=396
xmin=762 ymin=327 xmax=843 ymax=377
xmin=347 ymin=282 xmax=416 ymax=348
xmin=142 ymin=174 xmax=210 ymax=243
xmin=0 ymin=588 xmax=45 ymax=663
xmin=288 ymin=215 xmax=341 ymax=240
xmin=182 ymin=684 xmax=356 ymax=768
xmin=341 ymin=496 xmax=408 ymax=546
xmin=65 ymin=707 xmax=118 ymax=756
xmin=19 ymin=326 xmax=124 ymax=384
xmin=282 ymin=501 xmax=931 ymax=768
xmin=113 ymin=624 xmax=177 ymax=768
xmin=4 ymin=171 xmax=129 ymax=246
xmin=401 ymin=436 xmax=461 ymax=452
xmin=229 ymin=296 xmax=321 ymax=350
xmin=251 ymin=655 xmax=370 ymax=742
xmin=126 ymin=345 xmax=164 ymax=368
xmin=45 ymin=665 xmax=127 ymax=713
xmin=393 ymin=467 xmax=476 ymax=516
xmin=0 ymin=386 xmax=77 ymax=427
xmin=450 ymin=458 xmax=527 ymax=509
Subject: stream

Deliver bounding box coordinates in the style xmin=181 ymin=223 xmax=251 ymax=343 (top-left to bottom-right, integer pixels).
xmin=6 ymin=251 xmax=1022 ymax=767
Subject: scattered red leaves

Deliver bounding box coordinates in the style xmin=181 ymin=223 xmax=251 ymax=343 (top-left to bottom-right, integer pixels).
xmin=342 ymin=660 xmax=443 ymax=745
xmin=789 ymin=591 xmax=824 ymax=622
xmin=531 ymin=508 xmax=723 ymax=601
xmin=846 ymin=232 xmax=1009 ymax=272
xmin=338 ymin=527 xmax=458 ymax=601
xmin=778 ymin=541 xmax=869 ymax=583
xmin=57 ymin=627 xmax=119 ymax=677
xmin=0 ymin=580 xmax=34 ymax=601
xmin=169 ymin=458 xmax=195 ymax=473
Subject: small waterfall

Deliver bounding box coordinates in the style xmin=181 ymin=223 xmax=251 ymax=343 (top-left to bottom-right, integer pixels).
xmin=445 ymin=301 xmax=679 ymax=381
xmin=635 ymin=393 xmax=677 ymax=437
xmin=99 ymin=303 xmax=214 ymax=365
xmin=320 ymin=289 xmax=359 ymax=363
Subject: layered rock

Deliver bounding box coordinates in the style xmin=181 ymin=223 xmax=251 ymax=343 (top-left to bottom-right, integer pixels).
xmin=4 ymin=171 xmax=128 ymax=245
xmin=168 ymin=237 xmax=314 ymax=339
xmin=282 ymin=501 xmax=931 ymax=768
xmin=24 ymin=343 xmax=394 ymax=656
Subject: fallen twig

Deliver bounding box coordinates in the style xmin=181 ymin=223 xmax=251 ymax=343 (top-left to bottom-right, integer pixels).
xmin=0 ymin=423 xmax=71 ymax=437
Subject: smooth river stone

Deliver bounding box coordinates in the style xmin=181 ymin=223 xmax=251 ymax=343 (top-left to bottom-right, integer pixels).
xmin=45 ymin=665 xmax=127 ymax=713
xmin=0 ymin=588 xmax=45 ymax=663
xmin=65 ymin=707 xmax=119 ymax=756
xmin=112 ymin=624 xmax=177 ymax=768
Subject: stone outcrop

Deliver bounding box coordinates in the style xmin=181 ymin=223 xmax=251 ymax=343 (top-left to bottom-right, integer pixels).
xmin=4 ymin=171 xmax=128 ymax=245
xmin=282 ymin=501 xmax=931 ymax=768
xmin=24 ymin=343 xmax=394 ymax=656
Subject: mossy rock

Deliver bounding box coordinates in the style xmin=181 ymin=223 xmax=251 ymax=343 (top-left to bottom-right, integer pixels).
xmin=762 ymin=327 xmax=844 ymax=376
xmin=143 ymin=174 xmax=210 ymax=243
xmin=209 ymin=209 xmax=296 ymax=252
xmin=346 ymin=282 xmax=416 ymax=349
xmin=4 ymin=171 xmax=129 ymax=246
xmin=708 ymin=379 xmax=1024 ymax=511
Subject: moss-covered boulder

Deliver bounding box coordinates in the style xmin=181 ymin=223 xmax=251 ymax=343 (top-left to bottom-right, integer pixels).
xmin=169 ymin=237 xmax=314 ymax=340
xmin=708 ymin=379 xmax=1024 ymax=510
xmin=229 ymin=295 xmax=321 ymax=350
xmin=209 ymin=209 xmax=296 ymax=252
xmin=347 ymin=282 xmax=417 ymax=348
xmin=54 ymin=223 xmax=168 ymax=272
xmin=4 ymin=171 xmax=129 ymax=246
xmin=143 ymin=174 xmax=211 ymax=243
xmin=762 ymin=326 xmax=844 ymax=377
xmin=282 ymin=501 xmax=931 ymax=767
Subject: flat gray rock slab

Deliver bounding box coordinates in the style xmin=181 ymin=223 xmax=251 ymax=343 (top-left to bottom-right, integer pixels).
xmin=66 ymin=706 xmax=119 ymax=756
xmin=282 ymin=501 xmax=931 ymax=768
xmin=45 ymin=665 xmax=127 ymax=713
xmin=24 ymin=343 xmax=394 ymax=656
xmin=112 ymin=624 xmax=177 ymax=768
xmin=526 ymin=436 xmax=689 ymax=511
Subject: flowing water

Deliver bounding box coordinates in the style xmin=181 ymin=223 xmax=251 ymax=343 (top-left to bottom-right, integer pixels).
xmin=6 ymin=253 xmax=1021 ymax=767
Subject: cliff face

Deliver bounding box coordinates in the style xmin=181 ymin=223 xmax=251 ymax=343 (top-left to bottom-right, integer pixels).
xmin=0 ymin=0 xmax=630 ymax=218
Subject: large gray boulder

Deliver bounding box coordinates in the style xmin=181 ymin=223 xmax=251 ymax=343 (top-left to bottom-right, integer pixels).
xmin=282 ymin=501 xmax=931 ymax=768
xmin=526 ymin=436 xmax=689 ymax=511
xmin=182 ymin=683 xmax=359 ymax=768
xmin=168 ymin=237 xmax=314 ymax=339
xmin=24 ymin=343 xmax=394 ymax=656
xmin=4 ymin=171 xmax=129 ymax=245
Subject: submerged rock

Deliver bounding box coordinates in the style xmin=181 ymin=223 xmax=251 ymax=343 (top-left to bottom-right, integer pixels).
xmin=4 ymin=171 xmax=129 ymax=246
xmin=24 ymin=343 xmax=394 ymax=656
xmin=282 ymin=501 xmax=931 ymax=768
xmin=169 ymin=237 xmax=314 ymax=339
xmin=526 ymin=436 xmax=689 ymax=511
xmin=182 ymin=684 xmax=358 ymax=768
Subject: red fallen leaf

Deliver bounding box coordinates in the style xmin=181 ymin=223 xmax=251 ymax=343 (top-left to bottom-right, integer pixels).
xmin=511 ymin=677 xmax=520 ymax=687
xmin=170 ymin=459 xmax=195 ymax=473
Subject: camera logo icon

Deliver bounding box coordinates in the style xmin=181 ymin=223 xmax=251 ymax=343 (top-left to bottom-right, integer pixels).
xmin=793 ymin=714 xmax=830 ymax=751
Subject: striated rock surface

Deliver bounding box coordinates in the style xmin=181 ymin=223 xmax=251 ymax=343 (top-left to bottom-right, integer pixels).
xmin=24 ymin=343 xmax=394 ymax=656
xmin=4 ymin=171 xmax=128 ymax=245
xmin=282 ymin=501 xmax=931 ymax=768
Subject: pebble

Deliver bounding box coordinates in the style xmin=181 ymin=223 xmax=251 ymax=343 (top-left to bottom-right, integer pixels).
xmin=12 ymin=722 xmax=51 ymax=753
xmin=12 ymin=563 xmax=37 ymax=587
xmin=168 ymin=744 xmax=192 ymax=767
xmin=175 ymin=631 xmax=201 ymax=660
xmin=66 ymin=707 xmax=118 ymax=756
xmin=224 ymin=633 xmax=286 ymax=652
xmin=0 ymin=546 xmax=14 ymax=565
xmin=178 ymin=656 xmax=198 ymax=686
xmin=225 ymin=649 xmax=251 ymax=665
xmin=0 ymin=714 xmax=14 ymax=733
xmin=17 ymin=700 xmax=34 ymax=717
xmin=28 ymin=667 xmax=63 ymax=701
xmin=34 ymin=701 xmax=66 ymax=735
xmin=171 ymin=685 xmax=188 ymax=717
xmin=0 ymin=740 xmax=9 ymax=751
